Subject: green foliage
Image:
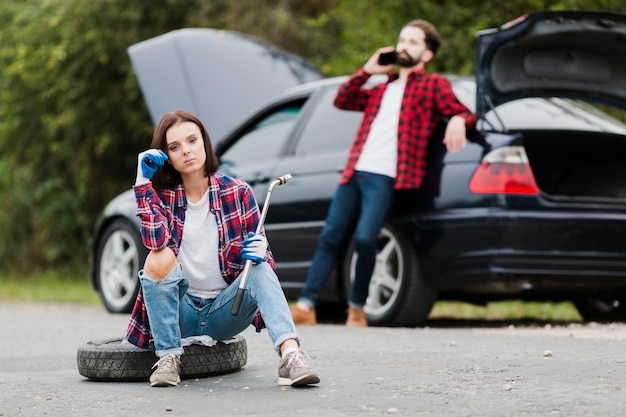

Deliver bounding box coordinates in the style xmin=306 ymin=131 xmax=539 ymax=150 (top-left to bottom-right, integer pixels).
xmin=0 ymin=0 xmax=624 ymax=272
xmin=430 ymin=300 xmax=582 ymax=322
xmin=0 ymin=266 xmax=100 ymax=305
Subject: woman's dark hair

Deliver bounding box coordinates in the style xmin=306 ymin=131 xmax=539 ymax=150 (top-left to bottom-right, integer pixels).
xmin=149 ymin=109 xmax=219 ymax=189
xmin=404 ymin=19 xmax=441 ymax=56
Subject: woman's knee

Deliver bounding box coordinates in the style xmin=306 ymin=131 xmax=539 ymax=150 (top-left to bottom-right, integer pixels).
xmin=143 ymin=248 xmax=178 ymax=280
xmin=246 ymin=263 xmax=279 ymax=287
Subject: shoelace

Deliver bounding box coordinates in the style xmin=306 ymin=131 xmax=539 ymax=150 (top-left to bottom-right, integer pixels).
xmin=152 ymin=354 xmax=177 ymax=371
xmin=285 ymin=350 xmax=311 ymax=369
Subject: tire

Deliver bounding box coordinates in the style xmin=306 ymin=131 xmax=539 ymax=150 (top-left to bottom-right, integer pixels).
xmin=574 ymin=297 xmax=626 ymax=322
xmin=77 ymin=335 xmax=247 ymax=382
xmin=95 ymin=219 xmax=147 ymax=314
xmin=343 ymin=220 xmax=437 ymax=327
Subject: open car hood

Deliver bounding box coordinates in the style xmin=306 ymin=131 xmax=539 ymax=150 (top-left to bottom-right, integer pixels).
xmin=128 ymin=28 xmax=324 ymax=143
xmin=476 ymin=10 xmax=626 ymax=118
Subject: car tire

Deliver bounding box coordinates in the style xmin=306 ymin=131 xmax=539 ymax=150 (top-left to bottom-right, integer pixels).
xmin=574 ymin=297 xmax=626 ymax=322
xmin=343 ymin=220 xmax=437 ymax=327
xmin=95 ymin=219 xmax=147 ymax=314
xmin=77 ymin=335 xmax=247 ymax=382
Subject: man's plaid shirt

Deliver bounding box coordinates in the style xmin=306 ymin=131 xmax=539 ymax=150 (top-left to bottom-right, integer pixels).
xmin=334 ymin=68 xmax=476 ymax=189
xmin=125 ymin=173 xmax=273 ymax=349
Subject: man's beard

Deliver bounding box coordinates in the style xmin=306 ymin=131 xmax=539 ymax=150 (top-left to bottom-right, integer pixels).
xmin=396 ymin=51 xmax=421 ymax=68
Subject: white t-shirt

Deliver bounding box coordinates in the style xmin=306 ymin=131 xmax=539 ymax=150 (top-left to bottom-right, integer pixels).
xmin=354 ymin=81 xmax=405 ymax=178
xmin=178 ymin=190 xmax=226 ymax=299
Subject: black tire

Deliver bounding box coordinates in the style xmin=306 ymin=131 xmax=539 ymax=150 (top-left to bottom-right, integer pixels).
xmin=95 ymin=219 xmax=147 ymax=314
xmin=343 ymin=220 xmax=437 ymax=327
xmin=77 ymin=335 xmax=247 ymax=382
xmin=574 ymin=297 xmax=626 ymax=322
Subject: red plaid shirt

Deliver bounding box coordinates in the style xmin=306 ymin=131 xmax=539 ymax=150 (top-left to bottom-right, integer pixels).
xmin=125 ymin=173 xmax=274 ymax=349
xmin=334 ymin=68 xmax=476 ymax=189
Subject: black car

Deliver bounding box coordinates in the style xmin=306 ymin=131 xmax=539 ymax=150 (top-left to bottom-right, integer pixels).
xmin=90 ymin=10 xmax=626 ymax=325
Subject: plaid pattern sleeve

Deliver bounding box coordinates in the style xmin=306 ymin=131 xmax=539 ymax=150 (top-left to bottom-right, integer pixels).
xmin=133 ymin=184 xmax=185 ymax=255
xmin=333 ymin=68 xmax=373 ymax=111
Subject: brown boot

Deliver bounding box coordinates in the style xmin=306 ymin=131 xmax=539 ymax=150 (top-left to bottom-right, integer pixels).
xmin=346 ymin=306 xmax=367 ymax=327
xmin=290 ymin=304 xmax=317 ymax=325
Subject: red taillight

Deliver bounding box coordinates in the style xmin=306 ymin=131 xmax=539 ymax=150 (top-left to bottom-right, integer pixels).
xmin=469 ymin=146 xmax=539 ymax=195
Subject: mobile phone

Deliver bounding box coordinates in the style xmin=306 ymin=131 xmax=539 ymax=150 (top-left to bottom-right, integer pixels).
xmin=378 ymin=51 xmax=397 ymax=65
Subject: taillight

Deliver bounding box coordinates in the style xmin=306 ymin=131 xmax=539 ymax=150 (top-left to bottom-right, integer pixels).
xmin=469 ymin=146 xmax=539 ymax=195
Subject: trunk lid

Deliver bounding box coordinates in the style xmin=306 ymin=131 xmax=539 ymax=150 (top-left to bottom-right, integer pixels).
xmin=475 ymin=10 xmax=626 ymax=118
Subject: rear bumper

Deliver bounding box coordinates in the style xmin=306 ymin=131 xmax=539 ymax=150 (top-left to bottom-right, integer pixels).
xmin=415 ymin=208 xmax=626 ymax=294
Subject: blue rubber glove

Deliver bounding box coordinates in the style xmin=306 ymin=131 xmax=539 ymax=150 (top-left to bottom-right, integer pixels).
xmin=135 ymin=149 xmax=168 ymax=185
xmin=242 ymin=232 xmax=268 ymax=264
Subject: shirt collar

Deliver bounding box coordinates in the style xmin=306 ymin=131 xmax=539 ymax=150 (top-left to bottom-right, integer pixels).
xmin=387 ymin=67 xmax=426 ymax=83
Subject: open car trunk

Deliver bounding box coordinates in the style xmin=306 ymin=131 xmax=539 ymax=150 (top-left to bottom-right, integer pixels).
xmin=476 ymin=10 xmax=626 ymax=117
xmin=524 ymin=131 xmax=626 ymax=202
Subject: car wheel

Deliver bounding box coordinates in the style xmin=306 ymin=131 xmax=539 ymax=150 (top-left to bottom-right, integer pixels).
xmin=343 ymin=220 xmax=437 ymax=327
xmin=574 ymin=297 xmax=626 ymax=322
xmin=77 ymin=335 xmax=247 ymax=382
xmin=95 ymin=219 xmax=147 ymax=314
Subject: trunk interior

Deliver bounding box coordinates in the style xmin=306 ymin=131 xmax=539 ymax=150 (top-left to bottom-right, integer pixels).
xmin=524 ymin=131 xmax=626 ymax=203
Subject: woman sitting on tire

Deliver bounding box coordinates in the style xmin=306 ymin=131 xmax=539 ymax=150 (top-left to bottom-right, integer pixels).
xmin=125 ymin=109 xmax=320 ymax=388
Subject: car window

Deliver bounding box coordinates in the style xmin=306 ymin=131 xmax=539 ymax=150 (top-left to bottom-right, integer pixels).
xmin=294 ymin=88 xmax=362 ymax=156
xmin=219 ymin=105 xmax=302 ymax=166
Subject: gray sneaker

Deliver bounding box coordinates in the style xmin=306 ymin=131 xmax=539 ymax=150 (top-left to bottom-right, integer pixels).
xmin=150 ymin=353 xmax=181 ymax=387
xmin=278 ymin=349 xmax=320 ymax=386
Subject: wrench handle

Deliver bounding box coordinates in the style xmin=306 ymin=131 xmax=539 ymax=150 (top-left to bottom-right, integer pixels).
xmin=230 ymin=174 xmax=292 ymax=316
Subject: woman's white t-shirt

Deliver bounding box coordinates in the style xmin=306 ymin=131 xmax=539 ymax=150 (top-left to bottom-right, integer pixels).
xmin=177 ymin=190 xmax=226 ymax=299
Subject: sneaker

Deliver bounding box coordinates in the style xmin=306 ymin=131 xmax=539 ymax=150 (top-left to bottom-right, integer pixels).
xmin=278 ymin=349 xmax=321 ymax=386
xmin=346 ymin=306 xmax=367 ymax=327
xmin=150 ymin=353 xmax=181 ymax=387
xmin=290 ymin=304 xmax=317 ymax=325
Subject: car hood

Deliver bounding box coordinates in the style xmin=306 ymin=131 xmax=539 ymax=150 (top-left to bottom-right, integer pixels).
xmin=128 ymin=28 xmax=325 ymax=143
xmin=475 ymin=10 xmax=626 ymax=117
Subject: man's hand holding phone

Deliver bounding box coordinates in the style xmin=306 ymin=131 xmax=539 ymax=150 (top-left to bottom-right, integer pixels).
xmin=378 ymin=51 xmax=397 ymax=65
xmin=363 ymin=47 xmax=397 ymax=74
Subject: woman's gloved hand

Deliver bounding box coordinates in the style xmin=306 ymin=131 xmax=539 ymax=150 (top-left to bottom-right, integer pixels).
xmin=242 ymin=232 xmax=267 ymax=264
xmin=135 ymin=149 xmax=168 ymax=185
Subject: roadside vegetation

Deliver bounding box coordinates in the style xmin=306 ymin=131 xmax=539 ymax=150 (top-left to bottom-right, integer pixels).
xmin=0 ymin=269 xmax=99 ymax=305
xmin=0 ymin=270 xmax=582 ymax=322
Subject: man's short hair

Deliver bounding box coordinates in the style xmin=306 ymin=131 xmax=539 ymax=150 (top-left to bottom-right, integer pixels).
xmin=404 ymin=20 xmax=441 ymax=55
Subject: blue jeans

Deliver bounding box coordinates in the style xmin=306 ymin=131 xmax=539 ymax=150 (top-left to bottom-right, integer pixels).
xmin=140 ymin=262 xmax=298 ymax=358
xmin=298 ymin=171 xmax=395 ymax=308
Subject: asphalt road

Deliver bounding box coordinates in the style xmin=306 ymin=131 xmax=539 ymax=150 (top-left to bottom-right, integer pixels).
xmin=2 ymin=302 xmax=626 ymax=417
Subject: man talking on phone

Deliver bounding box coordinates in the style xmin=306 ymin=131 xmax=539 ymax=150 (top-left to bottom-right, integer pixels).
xmin=290 ymin=19 xmax=476 ymax=327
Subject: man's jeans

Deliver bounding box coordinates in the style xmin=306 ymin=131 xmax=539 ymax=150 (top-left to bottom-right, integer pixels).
xmin=298 ymin=171 xmax=394 ymax=308
xmin=140 ymin=262 xmax=298 ymax=358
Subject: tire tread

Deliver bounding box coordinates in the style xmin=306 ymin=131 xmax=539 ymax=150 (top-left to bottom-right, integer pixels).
xmin=77 ymin=336 xmax=247 ymax=382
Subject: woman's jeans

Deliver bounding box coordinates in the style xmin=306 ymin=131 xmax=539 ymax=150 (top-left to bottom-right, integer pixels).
xmin=298 ymin=171 xmax=394 ymax=308
xmin=140 ymin=262 xmax=298 ymax=358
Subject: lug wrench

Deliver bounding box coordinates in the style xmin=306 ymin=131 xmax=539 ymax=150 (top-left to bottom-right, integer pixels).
xmin=230 ymin=174 xmax=292 ymax=315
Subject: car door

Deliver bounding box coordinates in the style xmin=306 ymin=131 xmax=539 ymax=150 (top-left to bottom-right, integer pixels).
xmin=263 ymin=85 xmax=363 ymax=298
